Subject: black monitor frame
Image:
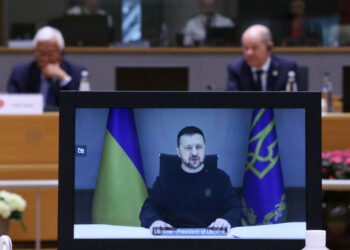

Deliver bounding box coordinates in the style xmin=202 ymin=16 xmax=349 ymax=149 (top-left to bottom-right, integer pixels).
xmin=58 ymin=91 xmax=321 ymax=250
xmin=205 ymin=27 xmax=237 ymax=46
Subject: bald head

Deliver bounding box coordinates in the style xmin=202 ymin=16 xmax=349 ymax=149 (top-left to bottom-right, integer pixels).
xmin=242 ymin=24 xmax=272 ymax=45
xmin=241 ymin=25 xmax=273 ymax=69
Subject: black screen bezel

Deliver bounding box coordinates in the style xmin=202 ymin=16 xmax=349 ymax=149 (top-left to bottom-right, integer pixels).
xmin=58 ymin=91 xmax=322 ymax=250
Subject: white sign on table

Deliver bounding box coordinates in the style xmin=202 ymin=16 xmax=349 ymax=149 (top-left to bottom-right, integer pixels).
xmin=0 ymin=94 xmax=43 ymax=115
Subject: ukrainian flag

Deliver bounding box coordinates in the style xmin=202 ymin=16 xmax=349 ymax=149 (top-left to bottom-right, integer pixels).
xmin=242 ymin=108 xmax=287 ymax=225
xmin=92 ymin=108 xmax=148 ymax=226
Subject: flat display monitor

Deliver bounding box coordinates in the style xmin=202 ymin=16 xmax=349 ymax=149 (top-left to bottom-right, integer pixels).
xmin=205 ymin=27 xmax=237 ymax=46
xmin=58 ymin=15 xmax=110 ymax=46
xmin=116 ymin=67 xmax=188 ymax=90
xmin=343 ymin=66 xmax=350 ymax=112
xmin=58 ymin=91 xmax=321 ymax=250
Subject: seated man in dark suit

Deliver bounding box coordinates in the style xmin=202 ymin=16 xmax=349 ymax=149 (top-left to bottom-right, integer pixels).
xmin=227 ymin=24 xmax=299 ymax=91
xmin=139 ymin=126 xmax=241 ymax=233
xmin=7 ymin=26 xmax=86 ymax=107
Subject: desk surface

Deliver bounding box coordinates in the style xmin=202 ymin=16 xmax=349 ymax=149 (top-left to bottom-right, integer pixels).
xmin=322 ymin=112 xmax=350 ymax=151
xmin=2 ymin=46 xmax=350 ymax=54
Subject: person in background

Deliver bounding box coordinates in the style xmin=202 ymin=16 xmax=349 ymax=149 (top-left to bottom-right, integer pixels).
xmin=280 ymin=0 xmax=322 ymax=46
xmin=226 ymin=24 xmax=299 ymax=91
xmin=7 ymin=26 xmax=86 ymax=107
xmin=139 ymin=126 xmax=241 ymax=233
xmin=66 ymin=0 xmax=113 ymax=28
xmin=183 ymin=0 xmax=234 ymax=46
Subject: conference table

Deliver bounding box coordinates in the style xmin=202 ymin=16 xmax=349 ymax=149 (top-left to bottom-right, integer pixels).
xmin=0 ymin=111 xmax=349 ymax=242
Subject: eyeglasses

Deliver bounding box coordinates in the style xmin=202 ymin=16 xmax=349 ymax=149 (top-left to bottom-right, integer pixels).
xmin=34 ymin=49 xmax=61 ymax=60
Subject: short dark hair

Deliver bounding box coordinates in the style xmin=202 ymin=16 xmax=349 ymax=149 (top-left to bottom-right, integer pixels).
xmin=177 ymin=126 xmax=205 ymax=147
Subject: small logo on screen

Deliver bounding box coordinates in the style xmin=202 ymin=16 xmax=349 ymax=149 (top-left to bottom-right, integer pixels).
xmin=76 ymin=145 xmax=87 ymax=157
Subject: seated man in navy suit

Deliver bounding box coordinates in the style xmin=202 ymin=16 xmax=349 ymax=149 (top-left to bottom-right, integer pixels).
xmin=7 ymin=26 xmax=86 ymax=107
xmin=226 ymin=24 xmax=299 ymax=91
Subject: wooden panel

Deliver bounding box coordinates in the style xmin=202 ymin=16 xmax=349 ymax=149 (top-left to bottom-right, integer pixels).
xmin=0 ymin=113 xmax=59 ymax=164
xmin=6 ymin=189 xmax=58 ymax=241
xmin=0 ymin=113 xmax=59 ymax=241
xmin=322 ymin=113 xmax=350 ymax=151
xmin=332 ymin=95 xmax=343 ymax=112
xmin=2 ymin=46 xmax=350 ymax=54
xmin=0 ymin=164 xmax=58 ymax=240
xmin=0 ymin=164 xmax=58 ymax=179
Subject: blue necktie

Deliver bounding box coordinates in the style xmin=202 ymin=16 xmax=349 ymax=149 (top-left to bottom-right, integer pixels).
xmin=46 ymin=79 xmax=58 ymax=106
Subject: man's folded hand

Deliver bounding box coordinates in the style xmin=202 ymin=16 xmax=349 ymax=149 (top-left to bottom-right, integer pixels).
xmin=150 ymin=220 xmax=174 ymax=231
xmin=208 ymin=218 xmax=231 ymax=232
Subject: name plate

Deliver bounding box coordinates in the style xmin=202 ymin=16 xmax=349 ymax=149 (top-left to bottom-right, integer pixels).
xmin=152 ymin=228 xmax=227 ymax=236
xmin=0 ymin=94 xmax=43 ymax=114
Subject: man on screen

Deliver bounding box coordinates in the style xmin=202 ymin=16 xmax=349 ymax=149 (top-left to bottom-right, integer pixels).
xmin=139 ymin=126 xmax=241 ymax=232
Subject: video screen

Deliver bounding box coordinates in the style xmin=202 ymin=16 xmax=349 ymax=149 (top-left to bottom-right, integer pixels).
xmin=73 ymin=107 xmax=305 ymax=239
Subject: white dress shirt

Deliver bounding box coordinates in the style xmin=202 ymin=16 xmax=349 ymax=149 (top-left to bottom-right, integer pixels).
xmin=183 ymin=13 xmax=234 ymax=46
xmin=66 ymin=5 xmax=113 ymax=27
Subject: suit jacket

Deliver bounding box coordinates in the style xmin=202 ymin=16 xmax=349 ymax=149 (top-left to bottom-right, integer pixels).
xmin=7 ymin=59 xmax=86 ymax=106
xmin=226 ymin=54 xmax=299 ymax=91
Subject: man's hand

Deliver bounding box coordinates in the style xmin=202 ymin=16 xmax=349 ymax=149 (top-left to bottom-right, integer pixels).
xmin=150 ymin=220 xmax=174 ymax=232
xmin=150 ymin=220 xmax=174 ymax=235
xmin=42 ymin=63 xmax=69 ymax=82
xmin=208 ymin=218 xmax=231 ymax=232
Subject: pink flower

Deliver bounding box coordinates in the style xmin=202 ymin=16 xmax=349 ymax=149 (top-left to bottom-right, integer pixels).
xmin=333 ymin=150 xmax=344 ymax=156
xmin=345 ymin=157 xmax=350 ymax=165
xmin=330 ymin=156 xmax=343 ymax=164
xmin=323 ymin=151 xmax=332 ymax=158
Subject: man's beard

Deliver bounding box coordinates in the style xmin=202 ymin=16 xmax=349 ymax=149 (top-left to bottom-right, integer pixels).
xmin=181 ymin=157 xmax=204 ymax=169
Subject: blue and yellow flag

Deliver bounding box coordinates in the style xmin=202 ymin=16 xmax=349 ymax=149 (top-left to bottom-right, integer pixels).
xmin=92 ymin=108 xmax=148 ymax=226
xmin=242 ymin=108 xmax=287 ymax=225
